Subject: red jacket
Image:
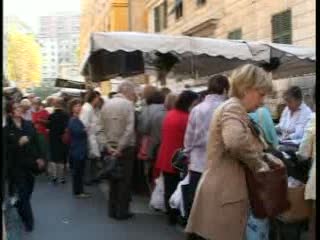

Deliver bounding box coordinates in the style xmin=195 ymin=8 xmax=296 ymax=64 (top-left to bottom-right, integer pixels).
xmin=155 ymin=109 xmax=189 ymax=174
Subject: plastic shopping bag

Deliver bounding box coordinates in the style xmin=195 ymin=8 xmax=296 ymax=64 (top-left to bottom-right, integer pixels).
xmin=169 ymin=174 xmax=190 ymax=217
xmin=149 ymin=174 xmax=166 ymax=212
xmin=246 ymin=208 xmax=269 ymax=240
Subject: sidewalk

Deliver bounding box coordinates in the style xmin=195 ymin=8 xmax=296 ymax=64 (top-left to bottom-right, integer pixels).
xmin=24 ymin=176 xmax=184 ymax=240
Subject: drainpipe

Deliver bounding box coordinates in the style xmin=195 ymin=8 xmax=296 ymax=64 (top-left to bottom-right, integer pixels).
xmin=128 ymin=0 xmax=132 ymax=31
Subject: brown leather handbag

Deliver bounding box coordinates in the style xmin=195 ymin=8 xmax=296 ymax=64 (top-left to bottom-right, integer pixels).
xmin=245 ymin=160 xmax=290 ymax=219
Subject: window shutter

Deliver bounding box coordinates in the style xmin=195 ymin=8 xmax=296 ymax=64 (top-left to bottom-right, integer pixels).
xmin=272 ymin=10 xmax=292 ymax=44
xmin=228 ymin=29 xmax=242 ymax=39
xmin=163 ymin=0 xmax=168 ymax=29
xmin=154 ymin=7 xmax=160 ymax=32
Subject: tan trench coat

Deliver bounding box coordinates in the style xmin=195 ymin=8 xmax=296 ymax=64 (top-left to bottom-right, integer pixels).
xmin=186 ymin=98 xmax=266 ymax=240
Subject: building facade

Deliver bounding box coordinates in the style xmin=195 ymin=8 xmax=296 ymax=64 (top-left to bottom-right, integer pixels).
xmin=146 ymin=0 xmax=315 ymax=47
xmin=79 ymin=0 xmax=148 ymax=93
xmin=145 ymin=0 xmax=315 ymax=117
xmin=37 ymin=13 xmax=80 ymax=80
xmin=80 ymin=0 xmax=147 ymax=60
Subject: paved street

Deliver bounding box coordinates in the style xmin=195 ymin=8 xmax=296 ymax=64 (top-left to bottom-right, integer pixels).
xmin=24 ymin=176 xmax=184 ymax=240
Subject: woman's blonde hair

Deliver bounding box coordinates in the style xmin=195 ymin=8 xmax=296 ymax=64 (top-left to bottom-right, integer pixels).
xmin=229 ymin=64 xmax=273 ymax=98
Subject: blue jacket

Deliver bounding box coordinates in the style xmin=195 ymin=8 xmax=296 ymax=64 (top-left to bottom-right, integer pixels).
xmin=68 ymin=117 xmax=88 ymax=161
xmin=249 ymin=107 xmax=279 ymax=148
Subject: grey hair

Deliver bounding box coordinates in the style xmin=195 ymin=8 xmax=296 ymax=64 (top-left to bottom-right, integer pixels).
xmin=117 ymin=80 xmax=136 ymax=94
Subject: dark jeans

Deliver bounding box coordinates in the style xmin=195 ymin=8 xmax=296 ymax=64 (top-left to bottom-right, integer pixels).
xmin=72 ymin=158 xmax=86 ymax=195
xmin=108 ymin=147 xmax=134 ymax=218
xmin=16 ymin=175 xmax=35 ymax=231
xmin=163 ymin=172 xmax=180 ymax=224
xmin=185 ymin=171 xmax=202 ymax=219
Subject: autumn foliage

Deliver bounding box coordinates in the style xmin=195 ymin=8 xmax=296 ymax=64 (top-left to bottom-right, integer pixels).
xmin=7 ymin=25 xmax=42 ymax=90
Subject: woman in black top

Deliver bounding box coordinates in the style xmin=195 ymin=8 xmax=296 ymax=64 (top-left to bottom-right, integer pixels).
xmin=47 ymin=97 xmax=70 ymax=184
xmin=5 ymin=103 xmax=45 ymax=232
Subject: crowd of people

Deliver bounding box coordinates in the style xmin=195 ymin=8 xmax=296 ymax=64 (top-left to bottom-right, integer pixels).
xmin=2 ymin=63 xmax=316 ymax=240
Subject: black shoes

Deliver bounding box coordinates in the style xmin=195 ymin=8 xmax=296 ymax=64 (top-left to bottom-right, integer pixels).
xmin=108 ymin=211 xmax=135 ymax=220
xmin=115 ymin=212 xmax=135 ymax=220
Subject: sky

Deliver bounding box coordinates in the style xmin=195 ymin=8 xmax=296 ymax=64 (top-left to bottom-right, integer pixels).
xmin=4 ymin=0 xmax=80 ymax=33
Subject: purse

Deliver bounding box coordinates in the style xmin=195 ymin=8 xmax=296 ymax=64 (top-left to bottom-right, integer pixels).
xmin=137 ymin=136 xmax=152 ymax=161
xmin=61 ymin=128 xmax=71 ymax=145
xmin=95 ymin=154 xmax=124 ymax=181
xmin=245 ymin=155 xmax=290 ymax=219
xmin=171 ymin=148 xmax=188 ymax=174
xmin=246 ymin=118 xmax=290 ymax=219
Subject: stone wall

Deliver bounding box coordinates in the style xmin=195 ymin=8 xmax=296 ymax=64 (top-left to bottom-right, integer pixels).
xmin=146 ymin=0 xmax=315 ymax=47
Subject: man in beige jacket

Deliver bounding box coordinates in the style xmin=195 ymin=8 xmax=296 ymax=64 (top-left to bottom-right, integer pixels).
xmin=100 ymin=81 xmax=136 ymax=220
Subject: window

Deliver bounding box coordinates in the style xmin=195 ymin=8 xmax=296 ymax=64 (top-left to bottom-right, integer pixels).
xmin=154 ymin=1 xmax=167 ymax=32
xmin=175 ymin=0 xmax=183 ymax=20
xmin=228 ymin=28 xmax=242 ymax=39
xmin=272 ymin=9 xmax=292 ymax=44
xmin=196 ymin=0 xmax=206 ymax=6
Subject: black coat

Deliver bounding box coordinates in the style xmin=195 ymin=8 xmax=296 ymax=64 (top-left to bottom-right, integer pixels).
xmin=47 ymin=109 xmax=69 ymax=163
xmin=4 ymin=118 xmax=41 ymax=183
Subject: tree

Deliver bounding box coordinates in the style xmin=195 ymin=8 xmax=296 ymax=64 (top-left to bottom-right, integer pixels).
xmin=6 ymin=25 xmax=42 ymax=90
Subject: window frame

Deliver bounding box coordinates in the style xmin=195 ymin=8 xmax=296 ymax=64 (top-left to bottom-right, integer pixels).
xmin=175 ymin=0 xmax=183 ymax=20
xmin=228 ymin=28 xmax=242 ymax=40
xmin=271 ymin=9 xmax=292 ymax=44
xmin=196 ymin=0 xmax=206 ymax=7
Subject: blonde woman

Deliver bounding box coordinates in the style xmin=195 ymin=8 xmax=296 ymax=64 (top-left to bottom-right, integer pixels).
xmin=186 ymin=64 xmax=274 ymax=240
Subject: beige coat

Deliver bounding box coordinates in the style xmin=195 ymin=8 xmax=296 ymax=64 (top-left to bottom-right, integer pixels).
xmin=297 ymin=113 xmax=316 ymax=200
xmin=100 ymin=93 xmax=135 ymax=151
xmin=186 ymin=98 xmax=266 ymax=240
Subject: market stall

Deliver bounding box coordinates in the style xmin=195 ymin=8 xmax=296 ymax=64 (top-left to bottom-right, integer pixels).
xmin=80 ymin=32 xmax=315 ymax=82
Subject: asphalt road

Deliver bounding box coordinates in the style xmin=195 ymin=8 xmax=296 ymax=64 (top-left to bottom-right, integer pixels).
xmin=23 ymin=176 xmax=185 ymax=240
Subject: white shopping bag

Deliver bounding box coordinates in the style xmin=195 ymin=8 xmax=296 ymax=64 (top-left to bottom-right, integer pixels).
xmin=149 ymin=174 xmax=166 ymax=212
xmin=88 ymin=134 xmax=101 ymax=158
xmin=169 ymin=174 xmax=190 ymax=217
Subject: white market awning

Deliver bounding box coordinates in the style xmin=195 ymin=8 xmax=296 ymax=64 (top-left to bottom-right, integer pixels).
xmin=81 ymin=32 xmax=315 ymax=81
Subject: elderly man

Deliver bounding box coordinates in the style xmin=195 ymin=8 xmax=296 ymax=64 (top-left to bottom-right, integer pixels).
xmin=20 ymin=99 xmax=33 ymax=121
xmin=100 ymin=81 xmax=136 ymax=220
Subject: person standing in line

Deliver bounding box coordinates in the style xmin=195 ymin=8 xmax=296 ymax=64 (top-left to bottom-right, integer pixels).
xmin=31 ymin=98 xmax=50 ymax=168
xmin=249 ymin=106 xmax=279 ymax=149
xmin=5 ymin=103 xmax=45 ymax=232
xmin=155 ymin=90 xmax=199 ymax=225
xmin=296 ymin=96 xmax=316 ymax=240
xmin=47 ymin=97 xmax=70 ymax=184
xmin=45 ymin=96 xmax=56 ymax=114
xmin=100 ymin=81 xmax=137 ymax=220
xmin=137 ymin=91 xmax=167 ymax=189
xmin=183 ymin=75 xmax=229 ymax=219
xmin=20 ymin=99 xmax=33 ymax=121
xmin=79 ymin=90 xmax=101 ymax=185
xmin=67 ymin=99 xmax=91 ymax=199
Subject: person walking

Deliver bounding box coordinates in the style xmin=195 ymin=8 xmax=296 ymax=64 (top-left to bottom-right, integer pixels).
xmin=67 ymin=99 xmax=91 ymax=198
xmin=183 ymin=75 xmax=229 ymax=219
xmin=47 ymin=97 xmax=69 ymax=184
xmin=100 ymin=81 xmax=137 ymax=220
xmin=155 ymin=90 xmax=199 ymax=225
xmin=186 ymin=64 xmax=275 ymax=240
xmin=5 ymin=103 xmax=45 ymax=232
